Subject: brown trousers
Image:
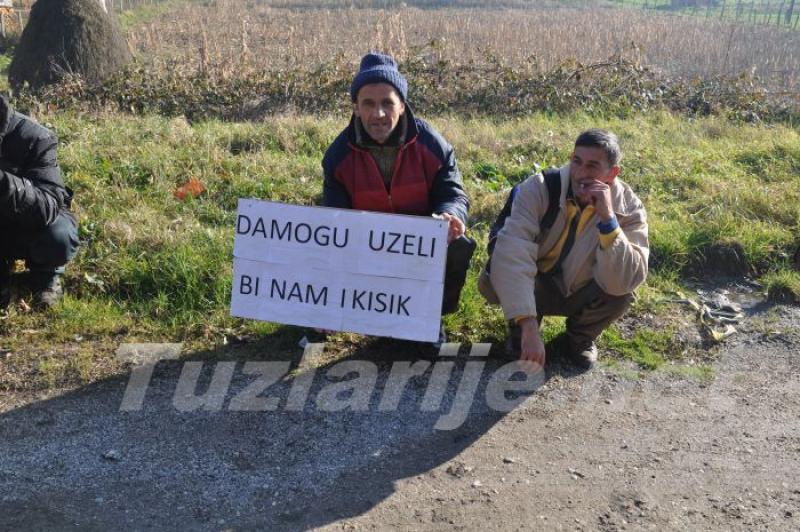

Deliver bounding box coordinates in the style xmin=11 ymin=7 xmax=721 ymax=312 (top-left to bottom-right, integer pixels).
xmin=533 ymin=275 xmax=634 ymax=347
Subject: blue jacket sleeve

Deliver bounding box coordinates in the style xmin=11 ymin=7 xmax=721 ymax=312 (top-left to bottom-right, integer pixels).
xmin=429 ymin=141 xmax=469 ymax=225
xmin=321 ymin=141 xmax=352 ymax=210
xmin=322 ymin=167 xmax=352 ymax=209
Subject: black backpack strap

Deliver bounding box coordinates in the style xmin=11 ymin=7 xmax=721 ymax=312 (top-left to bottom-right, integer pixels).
xmin=487 ymin=184 xmax=520 ymax=257
xmin=486 ymin=167 xmax=562 ymax=274
xmin=540 ymin=167 xmax=562 ymax=231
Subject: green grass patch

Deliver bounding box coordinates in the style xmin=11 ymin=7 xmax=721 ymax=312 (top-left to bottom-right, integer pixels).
xmin=663 ymin=363 xmax=715 ymax=383
xmin=0 ymin=53 xmax=12 ymax=94
xmin=46 ymin=297 xmax=134 ymax=340
xmin=600 ymin=359 xmax=643 ymax=380
xmin=540 ymin=316 xmax=567 ymax=344
xmin=117 ymin=0 xmax=186 ymax=30
xmin=599 ymin=326 xmax=671 ymax=370
xmin=763 ymin=269 xmax=800 ymax=304
xmin=35 ymin=344 xmax=114 ymax=389
xmin=1 ymin=109 xmax=798 ymax=391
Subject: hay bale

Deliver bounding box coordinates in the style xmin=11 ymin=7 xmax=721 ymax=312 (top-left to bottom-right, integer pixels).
xmin=8 ymin=0 xmax=131 ymax=91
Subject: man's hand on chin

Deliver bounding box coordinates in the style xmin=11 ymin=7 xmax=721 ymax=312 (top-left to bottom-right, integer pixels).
xmin=577 ymin=180 xmax=614 ymax=222
xmin=433 ymin=212 xmax=465 ymax=243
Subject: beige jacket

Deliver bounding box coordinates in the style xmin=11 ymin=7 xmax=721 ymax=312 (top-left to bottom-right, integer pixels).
xmin=479 ymin=164 xmax=649 ymax=320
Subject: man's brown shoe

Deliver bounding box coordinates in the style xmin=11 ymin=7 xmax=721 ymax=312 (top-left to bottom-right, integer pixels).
xmin=30 ymin=272 xmax=64 ymax=310
xmin=567 ymin=339 xmax=598 ymax=370
xmin=0 ymin=268 xmax=10 ymax=310
xmin=0 ymin=259 xmax=15 ymax=310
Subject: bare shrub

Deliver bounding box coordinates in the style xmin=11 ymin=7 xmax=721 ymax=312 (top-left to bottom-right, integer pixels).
xmin=125 ymin=2 xmax=800 ymax=89
xmin=13 ymin=1 xmax=798 ymax=121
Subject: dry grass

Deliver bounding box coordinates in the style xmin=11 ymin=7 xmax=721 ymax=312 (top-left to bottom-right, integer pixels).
xmin=125 ymin=1 xmax=800 ymax=89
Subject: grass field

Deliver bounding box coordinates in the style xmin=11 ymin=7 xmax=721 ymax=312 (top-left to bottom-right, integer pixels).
xmin=1 ymin=0 xmax=799 ymax=393
xmin=0 ymin=108 xmax=798 ymax=392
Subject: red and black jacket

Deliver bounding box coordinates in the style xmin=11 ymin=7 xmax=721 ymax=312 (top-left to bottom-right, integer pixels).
xmin=322 ymin=107 xmax=469 ymax=225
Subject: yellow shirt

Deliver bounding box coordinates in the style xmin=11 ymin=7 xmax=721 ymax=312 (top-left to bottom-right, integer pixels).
xmin=514 ymin=199 xmax=621 ymax=323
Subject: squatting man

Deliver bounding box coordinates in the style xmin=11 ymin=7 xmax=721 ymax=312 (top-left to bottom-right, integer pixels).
xmin=0 ymin=95 xmax=79 ymax=309
xmin=480 ymin=129 xmax=649 ymax=370
xmin=322 ymin=52 xmax=475 ymax=345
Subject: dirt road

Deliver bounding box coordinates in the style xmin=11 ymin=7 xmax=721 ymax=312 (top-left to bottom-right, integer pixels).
xmin=1 ymin=301 xmax=798 ymax=531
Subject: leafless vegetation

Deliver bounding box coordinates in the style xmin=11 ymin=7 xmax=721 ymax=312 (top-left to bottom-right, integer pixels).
xmin=126 ymin=1 xmax=799 ymax=89
xmin=11 ymin=0 xmax=798 ymax=122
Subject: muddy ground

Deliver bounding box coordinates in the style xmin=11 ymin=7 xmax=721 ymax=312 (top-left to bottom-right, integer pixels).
xmin=0 ymin=295 xmax=798 ymax=531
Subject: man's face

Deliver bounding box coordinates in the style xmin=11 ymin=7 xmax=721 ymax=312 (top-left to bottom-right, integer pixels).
xmin=353 ymin=83 xmax=405 ymax=144
xmin=569 ymin=146 xmax=620 ymax=206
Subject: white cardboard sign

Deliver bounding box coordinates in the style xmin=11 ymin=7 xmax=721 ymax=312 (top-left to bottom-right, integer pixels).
xmin=231 ymin=200 xmax=448 ymax=342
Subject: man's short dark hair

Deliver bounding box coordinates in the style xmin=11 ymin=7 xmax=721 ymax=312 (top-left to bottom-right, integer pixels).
xmin=574 ymin=129 xmax=622 ymax=167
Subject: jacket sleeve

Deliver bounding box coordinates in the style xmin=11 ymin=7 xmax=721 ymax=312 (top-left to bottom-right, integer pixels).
xmin=429 ymin=141 xmax=469 ymax=225
xmin=593 ymin=198 xmax=649 ymax=296
xmin=488 ymin=174 xmax=550 ymax=320
xmin=0 ymin=132 xmax=62 ymax=229
xmin=321 ymin=143 xmax=352 ymax=210
xmin=322 ymin=166 xmax=352 ymax=209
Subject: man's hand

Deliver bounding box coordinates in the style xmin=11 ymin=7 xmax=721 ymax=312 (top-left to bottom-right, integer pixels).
xmin=518 ymin=316 xmax=546 ymax=370
xmin=432 ymin=212 xmax=465 ymax=243
xmin=577 ymin=180 xmax=614 ymax=222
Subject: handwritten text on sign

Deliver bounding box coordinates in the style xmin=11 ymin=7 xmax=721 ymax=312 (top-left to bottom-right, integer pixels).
xmin=231 ymin=200 xmax=448 ymax=341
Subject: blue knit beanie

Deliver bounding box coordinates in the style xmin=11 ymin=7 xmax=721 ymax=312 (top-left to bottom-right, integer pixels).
xmin=350 ymin=53 xmax=408 ymax=102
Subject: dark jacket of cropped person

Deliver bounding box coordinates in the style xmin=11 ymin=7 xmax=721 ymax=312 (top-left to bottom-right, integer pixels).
xmin=0 ymin=96 xmax=72 ymax=229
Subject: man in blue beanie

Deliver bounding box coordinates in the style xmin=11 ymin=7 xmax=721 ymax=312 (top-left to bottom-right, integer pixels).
xmin=322 ymin=52 xmax=474 ymax=344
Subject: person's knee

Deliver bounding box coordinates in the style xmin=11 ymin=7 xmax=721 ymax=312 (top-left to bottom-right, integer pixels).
xmin=607 ymin=291 xmax=635 ymax=310
xmin=441 ymin=236 xmax=476 ymax=314
xmin=586 ymin=290 xmax=634 ymax=323
xmin=28 ymin=213 xmax=80 ymax=268
xmin=445 ymin=235 xmax=476 ymax=272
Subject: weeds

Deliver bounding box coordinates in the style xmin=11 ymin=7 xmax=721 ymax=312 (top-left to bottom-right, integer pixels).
xmin=12 ymin=2 xmax=800 ymax=123
xmin=763 ymin=270 xmax=800 ymax=303
xmin=2 ymin=110 xmax=795 ymax=392
xmin=600 ymin=327 xmax=673 ymax=370
xmin=17 ymin=53 xmax=798 ymax=124
xmin=663 ymin=363 xmax=715 ymax=383
xmin=2 ymin=1 xmax=799 ymax=393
